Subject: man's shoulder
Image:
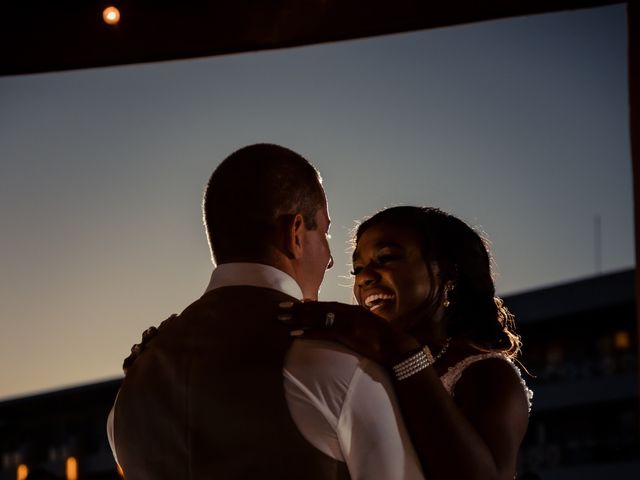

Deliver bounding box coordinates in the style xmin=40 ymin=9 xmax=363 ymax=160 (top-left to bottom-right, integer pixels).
xmin=182 ymin=286 xmax=298 ymax=317
xmin=287 ymin=338 xmax=363 ymax=367
xmin=285 ymin=339 xmax=389 ymax=390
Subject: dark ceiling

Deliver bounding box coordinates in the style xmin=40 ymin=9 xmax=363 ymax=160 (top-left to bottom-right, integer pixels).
xmin=1 ymin=0 xmax=623 ymax=76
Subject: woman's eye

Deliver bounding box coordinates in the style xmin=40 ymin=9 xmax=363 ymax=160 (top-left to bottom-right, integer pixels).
xmin=377 ymin=254 xmax=400 ymax=264
xmin=350 ymin=266 xmax=363 ymax=276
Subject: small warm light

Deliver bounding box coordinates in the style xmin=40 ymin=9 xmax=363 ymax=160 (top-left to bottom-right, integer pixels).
xmin=102 ymin=6 xmax=121 ymax=25
xmin=65 ymin=457 xmax=78 ymax=480
xmin=614 ymin=330 xmax=631 ymax=350
xmin=117 ymin=463 xmax=125 ymax=478
xmin=16 ymin=464 xmax=28 ymax=480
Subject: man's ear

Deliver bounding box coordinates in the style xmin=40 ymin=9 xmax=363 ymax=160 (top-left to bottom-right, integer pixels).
xmin=285 ymin=213 xmax=305 ymax=259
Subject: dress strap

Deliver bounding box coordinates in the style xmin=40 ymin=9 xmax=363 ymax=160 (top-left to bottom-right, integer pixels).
xmin=439 ymin=353 xmax=533 ymax=413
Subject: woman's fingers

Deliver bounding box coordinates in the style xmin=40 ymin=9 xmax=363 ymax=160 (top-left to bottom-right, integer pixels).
xmin=277 ymin=300 xmax=421 ymax=366
xmin=277 ymin=301 xmax=305 ymax=326
xmin=277 ymin=300 xmax=390 ymax=358
xmin=290 ymin=328 xmax=338 ymax=342
xmin=278 ymin=300 xmax=344 ymax=329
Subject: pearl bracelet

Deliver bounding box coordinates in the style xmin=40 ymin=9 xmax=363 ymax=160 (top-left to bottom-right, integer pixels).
xmin=392 ymin=345 xmax=435 ymax=381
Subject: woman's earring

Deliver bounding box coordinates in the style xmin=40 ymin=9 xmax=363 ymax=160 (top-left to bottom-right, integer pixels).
xmin=443 ymin=284 xmax=453 ymax=308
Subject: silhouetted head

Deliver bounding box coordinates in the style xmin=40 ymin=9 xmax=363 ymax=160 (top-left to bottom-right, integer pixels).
xmin=203 ymin=143 xmax=333 ymax=299
xmin=352 ymin=206 xmax=520 ymax=356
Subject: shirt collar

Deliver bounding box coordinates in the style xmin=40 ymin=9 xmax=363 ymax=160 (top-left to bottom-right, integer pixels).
xmin=204 ymin=262 xmax=303 ymax=300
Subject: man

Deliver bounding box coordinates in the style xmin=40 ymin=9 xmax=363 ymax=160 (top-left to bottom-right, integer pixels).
xmin=108 ymin=144 xmax=424 ymax=479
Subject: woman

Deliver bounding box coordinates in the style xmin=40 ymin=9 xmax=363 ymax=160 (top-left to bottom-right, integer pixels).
xmin=280 ymin=206 xmax=532 ymax=480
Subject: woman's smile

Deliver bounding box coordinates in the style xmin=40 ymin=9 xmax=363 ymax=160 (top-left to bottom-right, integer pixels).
xmin=353 ymin=223 xmax=433 ymax=324
xmin=363 ymin=292 xmax=396 ymax=312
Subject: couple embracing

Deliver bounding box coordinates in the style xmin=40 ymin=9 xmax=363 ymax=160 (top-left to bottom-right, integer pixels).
xmin=107 ymin=144 xmax=532 ymax=479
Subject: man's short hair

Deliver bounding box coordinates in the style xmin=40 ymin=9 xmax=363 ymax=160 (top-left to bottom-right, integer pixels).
xmin=203 ymin=143 xmax=325 ymax=264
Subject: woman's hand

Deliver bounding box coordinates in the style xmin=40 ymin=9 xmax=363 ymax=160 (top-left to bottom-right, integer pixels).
xmin=278 ymin=301 xmax=421 ymax=367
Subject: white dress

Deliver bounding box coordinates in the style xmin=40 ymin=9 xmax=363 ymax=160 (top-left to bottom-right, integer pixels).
xmin=439 ymin=352 xmax=534 ymax=413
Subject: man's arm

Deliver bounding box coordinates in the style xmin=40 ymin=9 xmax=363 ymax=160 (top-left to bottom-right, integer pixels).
xmin=106 ymin=396 xmax=119 ymax=465
xmin=337 ymin=358 xmax=425 ymax=480
xmin=284 ymin=339 xmax=425 ymax=480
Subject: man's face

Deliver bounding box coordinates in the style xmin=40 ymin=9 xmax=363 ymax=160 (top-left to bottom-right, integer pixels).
xmin=300 ymin=202 xmax=333 ymax=300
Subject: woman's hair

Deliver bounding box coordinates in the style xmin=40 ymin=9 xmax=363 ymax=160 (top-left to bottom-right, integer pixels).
xmin=354 ymin=206 xmax=521 ymax=358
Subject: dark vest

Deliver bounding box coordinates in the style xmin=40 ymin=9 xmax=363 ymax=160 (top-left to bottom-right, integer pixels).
xmin=115 ymin=286 xmax=351 ymax=479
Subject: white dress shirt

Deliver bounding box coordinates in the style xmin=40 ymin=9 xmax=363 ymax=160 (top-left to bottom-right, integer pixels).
xmin=108 ymin=263 xmax=425 ymax=480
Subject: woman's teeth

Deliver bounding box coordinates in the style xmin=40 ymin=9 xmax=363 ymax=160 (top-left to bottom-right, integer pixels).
xmin=364 ymin=293 xmax=395 ymax=310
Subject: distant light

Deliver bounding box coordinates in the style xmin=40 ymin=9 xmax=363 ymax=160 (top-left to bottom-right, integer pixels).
xmin=16 ymin=464 xmax=28 ymax=480
xmin=103 ymin=6 xmax=121 ymax=26
xmin=65 ymin=457 xmax=78 ymax=480
xmin=117 ymin=463 xmax=125 ymax=477
xmin=614 ymin=330 xmax=631 ymax=350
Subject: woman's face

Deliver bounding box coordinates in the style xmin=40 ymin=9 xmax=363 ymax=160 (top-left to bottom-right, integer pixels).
xmin=352 ymin=223 xmax=434 ymax=324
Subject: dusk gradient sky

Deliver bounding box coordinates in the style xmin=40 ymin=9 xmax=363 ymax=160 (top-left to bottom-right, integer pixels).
xmin=0 ymin=4 xmax=633 ymax=400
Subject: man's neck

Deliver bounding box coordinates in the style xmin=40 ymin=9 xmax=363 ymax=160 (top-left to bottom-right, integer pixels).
xmin=206 ymin=262 xmax=304 ymax=300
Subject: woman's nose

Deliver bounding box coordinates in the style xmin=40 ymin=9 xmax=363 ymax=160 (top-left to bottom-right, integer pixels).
xmin=356 ymin=263 xmax=380 ymax=287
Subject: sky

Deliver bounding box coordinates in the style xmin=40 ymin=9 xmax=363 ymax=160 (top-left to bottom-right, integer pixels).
xmin=0 ymin=4 xmax=633 ymax=400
